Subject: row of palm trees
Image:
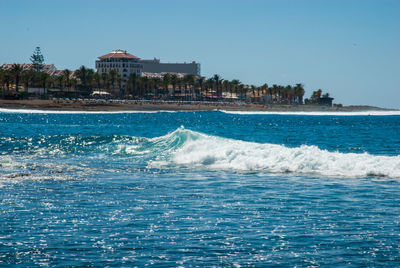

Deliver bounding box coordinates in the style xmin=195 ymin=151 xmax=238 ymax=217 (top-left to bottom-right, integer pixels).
xmin=125 ymin=73 xmax=305 ymax=104
xmin=0 ymin=64 xmax=306 ymax=104
xmin=0 ymin=64 xmax=75 ymax=96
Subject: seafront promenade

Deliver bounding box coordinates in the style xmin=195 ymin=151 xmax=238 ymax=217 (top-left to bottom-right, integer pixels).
xmin=0 ymin=99 xmax=390 ymax=112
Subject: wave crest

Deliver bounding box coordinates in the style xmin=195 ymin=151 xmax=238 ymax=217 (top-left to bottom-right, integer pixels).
xmin=150 ymin=128 xmax=400 ymax=179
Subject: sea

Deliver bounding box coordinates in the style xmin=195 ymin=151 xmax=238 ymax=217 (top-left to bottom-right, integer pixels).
xmin=1 ymin=108 xmax=400 ymax=266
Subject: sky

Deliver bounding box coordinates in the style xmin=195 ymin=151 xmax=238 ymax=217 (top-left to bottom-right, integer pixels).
xmin=1 ymin=0 xmax=399 ymax=108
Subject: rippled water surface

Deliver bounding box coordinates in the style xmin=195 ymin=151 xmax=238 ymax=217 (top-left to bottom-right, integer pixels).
xmin=1 ymin=110 xmax=400 ymax=266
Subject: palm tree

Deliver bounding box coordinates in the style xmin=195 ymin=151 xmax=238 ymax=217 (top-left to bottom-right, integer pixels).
xmin=162 ymin=73 xmax=171 ymax=97
xmin=251 ymin=85 xmax=256 ymax=101
xmin=238 ymin=84 xmax=245 ymax=100
xmin=212 ymin=74 xmax=223 ymax=98
xmin=56 ymin=74 xmax=64 ymax=90
xmin=93 ymin=72 xmax=101 ymax=90
xmin=40 ymin=72 xmax=50 ymax=95
xmin=0 ymin=67 xmax=6 ymax=97
xmin=170 ymin=74 xmax=178 ymax=99
xmin=222 ymin=80 xmax=230 ymax=99
xmin=109 ymin=69 xmax=118 ymax=92
xmin=206 ymin=78 xmax=214 ymax=100
xmin=62 ymin=69 xmax=71 ymax=91
xmin=86 ymin=69 xmax=95 ymax=92
xmin=196 ymin=77 xmax=205 ymax=100
xmin=140 ymin=76 xmax=149 ymax=98
xmin=70 ymin=78 xmax=78 ymax=93
xmin=183 ymin=74 xmax=195 ymax=100
xmin=261 ymin=83 xmax=268 ymax=96
xmin=294 ymin=83 xmax=305 ymax=104
xmin=10 ymin=64 xmax=23 ymax=92
xmin=152 ymin=77 xmax=162 ymax=97
xmin=75 ymin=65 xmax=88 ymax=90
xmin=231 ymin=79 xmax=240 ymax=99
xmin=117 ymin=74 xmax=123 ymax=96
xmin=101 ymin=72 xmax=109 ymax=90
xmin=277 ymin=85 xmax=284 ymax=103
xmin=270 ymin=84 xmax=279 ymax=103
xmin=284 ymin=85 xmax=292 ymax=104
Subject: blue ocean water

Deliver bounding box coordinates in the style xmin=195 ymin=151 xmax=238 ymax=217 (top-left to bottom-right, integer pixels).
xmin=1 ymin=110 xmax=400 ymax=266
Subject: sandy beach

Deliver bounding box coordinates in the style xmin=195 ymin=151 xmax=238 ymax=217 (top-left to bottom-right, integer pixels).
xmin=0 ymin=99 xmax=392 ymax=112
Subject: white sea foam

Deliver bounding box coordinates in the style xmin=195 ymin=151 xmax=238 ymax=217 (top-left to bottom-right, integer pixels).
xmin=0 ymin=108 xmax=177 ymax=114
xmin=152 ymin=129 xmax=400 ymax=179
xmin=0 ymin=154 xmax=92 ymax=181
xmin=220 ymin=110 xmax=400 ymax=116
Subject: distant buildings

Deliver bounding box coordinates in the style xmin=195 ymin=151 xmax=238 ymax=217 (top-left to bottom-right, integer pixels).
xmin=140 ymin=58 xmax=200 ymax=76
xmin=95 ymin=49 xmax=200 ymax=84
xmin=95 ymin=49 xmax=143 ymax=82
xmin=1 ymin=63 xmax=57 ymax=73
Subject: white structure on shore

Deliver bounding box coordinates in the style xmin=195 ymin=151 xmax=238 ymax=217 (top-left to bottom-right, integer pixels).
xmin=95 ymin=49 xmax=200 ymax=84
xmin=95 ymin=49 xmax=143 ymax=82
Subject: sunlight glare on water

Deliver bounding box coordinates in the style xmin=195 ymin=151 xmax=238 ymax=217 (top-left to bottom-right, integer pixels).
xmin=1 ymin=111 xmax=400 ymax=266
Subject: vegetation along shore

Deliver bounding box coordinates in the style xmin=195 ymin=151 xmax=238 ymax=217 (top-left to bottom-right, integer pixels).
xmin=0 ymin=47 xmax=391 ymax=112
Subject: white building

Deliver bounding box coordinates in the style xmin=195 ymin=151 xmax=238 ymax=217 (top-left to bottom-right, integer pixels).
xmin=95 ymin=49 xmax=201 ymax=83
xmin=95 ymin=49 xmax=143 ymax=84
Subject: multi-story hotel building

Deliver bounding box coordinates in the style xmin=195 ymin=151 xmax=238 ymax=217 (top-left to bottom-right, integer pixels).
xmin=95 ymin=49 xmax=200 ymax=83
xmin=95 ymin=49 xmax=143 ymax=82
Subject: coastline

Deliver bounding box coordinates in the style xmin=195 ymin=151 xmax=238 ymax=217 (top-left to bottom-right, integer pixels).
xmin=0 ymin=99 xmax=396 ymax=113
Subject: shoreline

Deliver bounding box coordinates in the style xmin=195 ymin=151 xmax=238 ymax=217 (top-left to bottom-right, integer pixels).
xmin=0 ymin=99 xmax=396 ymax=113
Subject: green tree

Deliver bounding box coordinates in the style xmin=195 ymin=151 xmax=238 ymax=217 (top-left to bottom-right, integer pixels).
xmin=101 ymin=72 xmax=109 ymax=90
xmin=251 ymin=85 xmax=256 ymax=101
xmin=170 ymin=74 xmax=178 ymax=99
xmin=0 ymin=67 xmax=6 ymax=97
xmin=30 ymin=47 xmax=44 ymax=72
xmin=75 ymin=65 xmax=87 ymax=89
xmin=206 ymin=78 xmax=214 ymax=99
xmin=231 ymin=79 xmax=240 ymax=99
xmin=109 ymin=69 xmax=118 ymax=91
xmin=162 ymin=73 xmax=171 ymax=96
xmin=196 ymin=77 xmax=205 ymax=99
xmin=312 ymin=89 xmax=322 ymax=100
xmin=86 ymin=69 xmax=95 ymax=90
xmin=56 ymin=74 xmax=64 ymax=90
xmin=222 ymin=80 xmax=230 ymax=98
xmin=3 ymin=69 xmax=11 ymax=93
xmin=127 ymin=73 xmax=138 ymax=96
xmin=212 ymin=74 xmax=223 ymax=98
xmin=10 ymin=64 xmax=23 ymax=92
xmin=294 ymin=83 xmax=305 ymax=104
xmin=62 ymin=69 xmax=71 ymax=91
xmin=93 ymin=72 xmax=101 ymax=90
xmin=183 ymin=74 xmax=195 ymax=100
xmin=39 ymin=72 xmax=50 ymax=95
xmin=117 ymin=74 xmax=123 ymax=96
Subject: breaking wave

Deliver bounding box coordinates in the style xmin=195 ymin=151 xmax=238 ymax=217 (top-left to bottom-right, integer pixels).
xmin=148 ymin=128 xmax=400 ymax=179
xmin=2 ymin=128 xmax=400 ymax=179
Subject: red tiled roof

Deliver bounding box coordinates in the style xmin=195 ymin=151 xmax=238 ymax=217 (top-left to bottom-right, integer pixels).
xmin=1 ymin=63 xmax=56 ymax=71
xmin=98 ymin=49 xmax=140 ymax=60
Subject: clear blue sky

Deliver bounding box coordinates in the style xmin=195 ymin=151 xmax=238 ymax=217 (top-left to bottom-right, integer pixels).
xmin=1 ymin=0 xmax=399 ymax=108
